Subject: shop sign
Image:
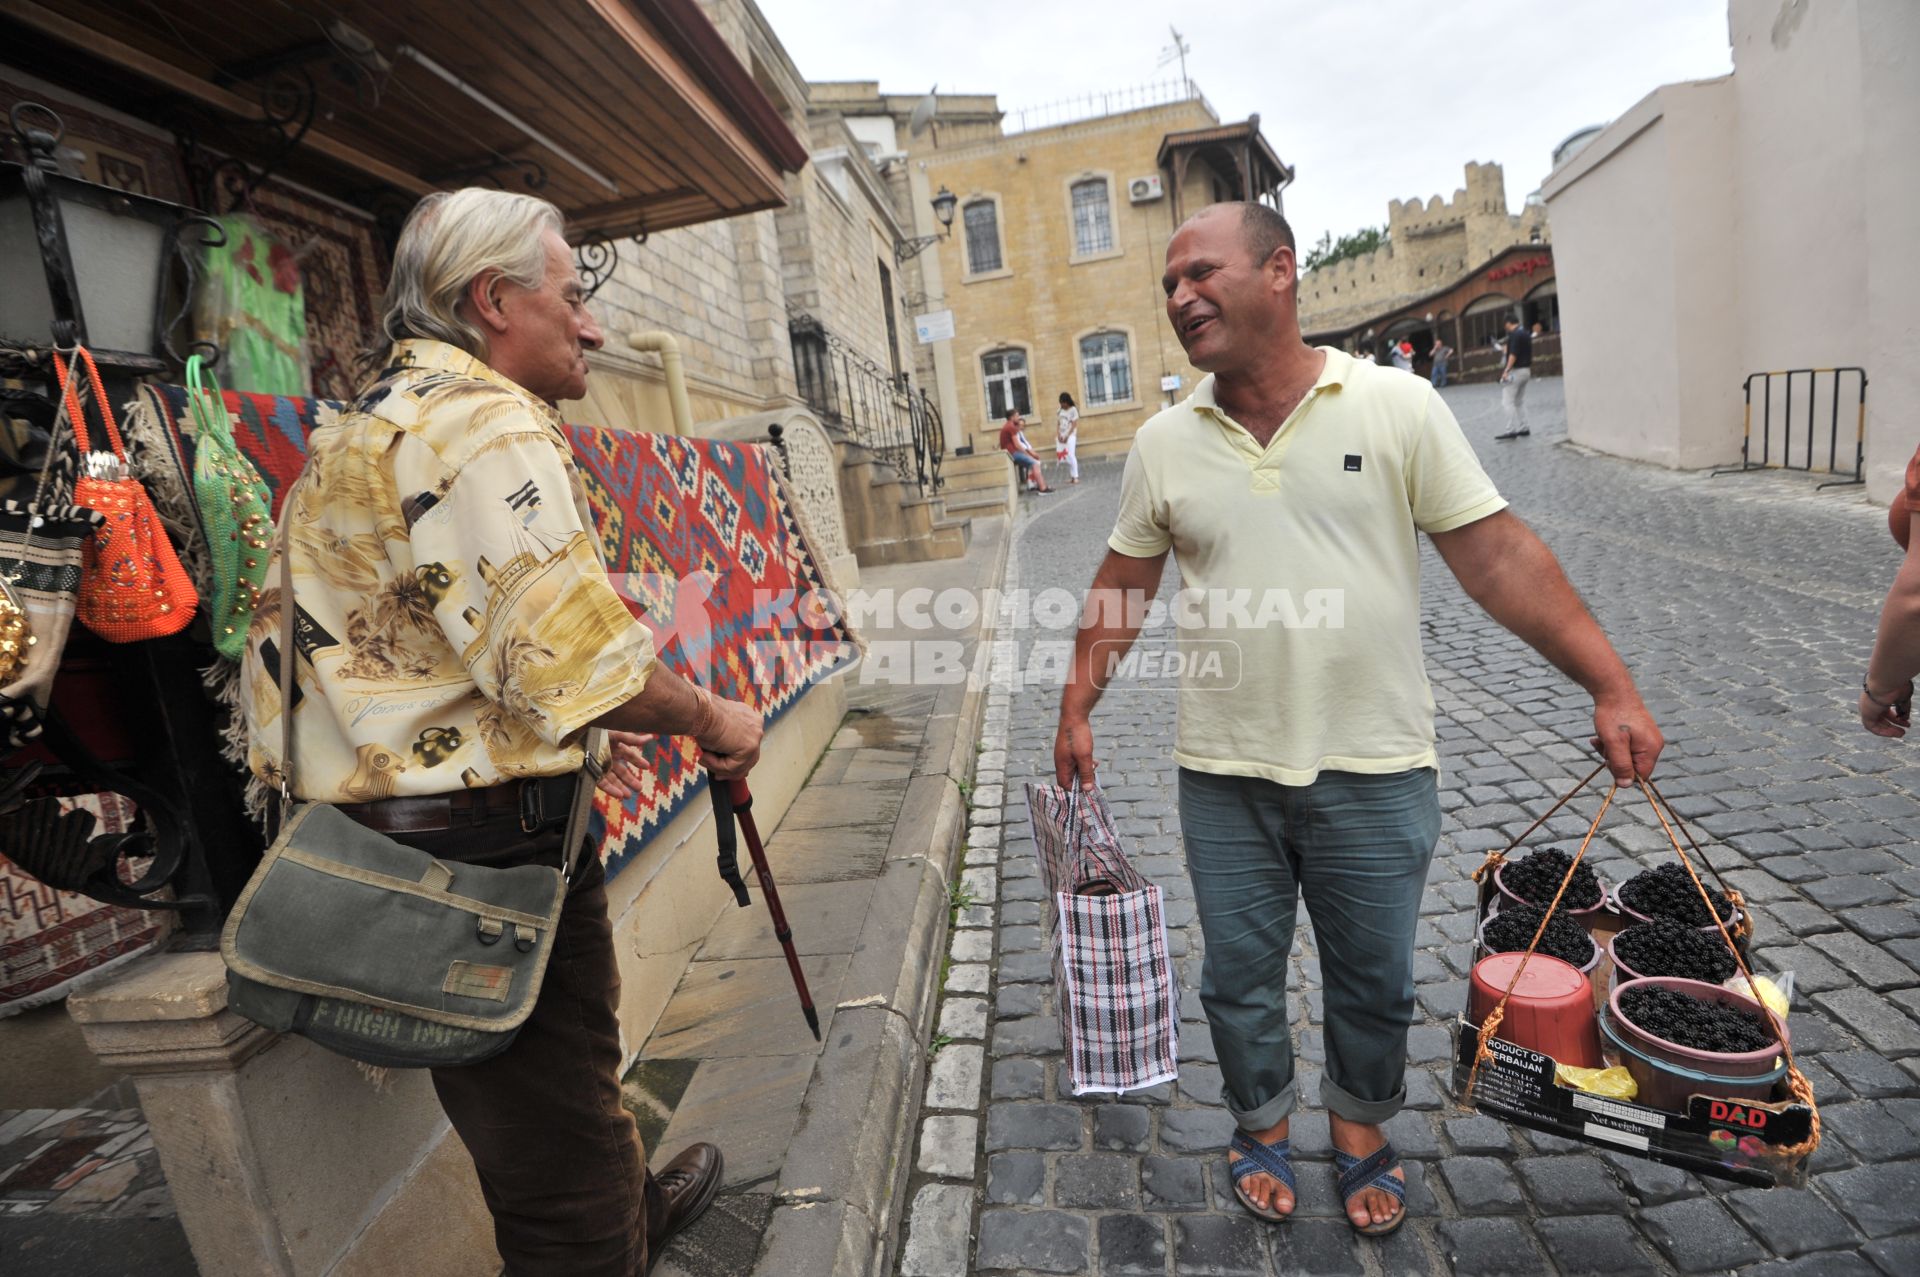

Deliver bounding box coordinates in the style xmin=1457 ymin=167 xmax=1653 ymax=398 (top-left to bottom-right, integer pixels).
xmin=914 ymin=310 xmax=956 ymax=343
xmin=1487 ymin=255 xmax=1551 ymax=283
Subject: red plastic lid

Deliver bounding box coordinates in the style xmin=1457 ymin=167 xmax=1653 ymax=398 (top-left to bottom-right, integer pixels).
xmin=1472 ymin=952 xmax=1586 ymax=1001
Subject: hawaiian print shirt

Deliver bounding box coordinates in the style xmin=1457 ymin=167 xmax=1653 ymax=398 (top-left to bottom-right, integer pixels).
xmin=239 ymin=339 xmax=654 ymax=802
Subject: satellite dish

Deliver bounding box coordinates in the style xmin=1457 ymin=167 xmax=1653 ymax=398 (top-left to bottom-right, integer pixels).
xmin=909 ymin=85 xmax=938 ymax=138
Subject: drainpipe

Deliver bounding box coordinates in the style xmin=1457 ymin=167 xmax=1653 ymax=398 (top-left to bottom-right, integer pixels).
xmin=626 ymin=332 xmax=693 ymax=436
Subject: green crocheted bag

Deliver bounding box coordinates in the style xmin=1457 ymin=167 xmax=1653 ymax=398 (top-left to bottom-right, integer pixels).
xmin=186 ymin=356 xmax=273 ymax=659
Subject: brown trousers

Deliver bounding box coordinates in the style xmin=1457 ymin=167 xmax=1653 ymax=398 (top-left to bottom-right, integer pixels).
xmin=400 ymin=818 xmax=667 ymax=1276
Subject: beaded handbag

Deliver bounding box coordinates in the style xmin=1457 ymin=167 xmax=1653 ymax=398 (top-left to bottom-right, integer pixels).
xmin=184 ymin=355 xmax=272 ymax=659
xmin=1 ymin=369 xmax=104 ymax=747
xmin=55 ymin=347 xmax=197 ymax=643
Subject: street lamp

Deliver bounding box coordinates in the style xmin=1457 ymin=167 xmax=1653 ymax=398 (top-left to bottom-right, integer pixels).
xmin=0 ymin=102 xmax=222 ymax=374
xmin=895 ymin=185 xmax=958 ymax=263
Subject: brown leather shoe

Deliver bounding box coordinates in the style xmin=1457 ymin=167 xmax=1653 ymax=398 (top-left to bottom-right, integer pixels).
xmin=651 ymin=1143 xmax=723 ymax=1252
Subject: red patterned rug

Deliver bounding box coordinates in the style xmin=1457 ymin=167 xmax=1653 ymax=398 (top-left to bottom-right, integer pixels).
xmin=138 ymin=386 xmax=855 ymax=875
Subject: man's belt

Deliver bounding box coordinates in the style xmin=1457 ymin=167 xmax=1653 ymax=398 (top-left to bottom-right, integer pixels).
xmin=335 ymin=774 xmax=582 ymax=836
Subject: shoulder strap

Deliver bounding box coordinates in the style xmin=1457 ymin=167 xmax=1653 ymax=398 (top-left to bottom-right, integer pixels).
xmin=275 ymin=488 xmax=297 ymax=812
xmin=557 ymin=729 xmax=604 ymax=882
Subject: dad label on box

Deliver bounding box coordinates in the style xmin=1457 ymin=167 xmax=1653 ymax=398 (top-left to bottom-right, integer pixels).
xmin=1452 ymin=1020 xmax=1813 ymax=1187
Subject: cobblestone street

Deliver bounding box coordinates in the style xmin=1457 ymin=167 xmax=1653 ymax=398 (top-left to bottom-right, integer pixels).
xmin=900 ymin=377 xmax=1920 ymax=1276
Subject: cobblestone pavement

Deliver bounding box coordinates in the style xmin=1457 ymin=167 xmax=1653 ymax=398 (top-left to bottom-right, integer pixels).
xmin=899 ymin=377 xmax=1920 ymax=1276
xmin=0 ymin=1079 xmax=195 ymax=1275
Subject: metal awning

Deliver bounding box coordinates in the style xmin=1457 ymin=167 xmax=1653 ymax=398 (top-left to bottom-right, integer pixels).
xmin=0 ymin=0 xmax=808 ymax=236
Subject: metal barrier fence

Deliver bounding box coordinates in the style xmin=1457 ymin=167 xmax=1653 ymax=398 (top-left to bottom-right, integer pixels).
xmin=1715 ymin=367 xmax=1868 ymax=488
xmin=788 ymin=312 xmax=944 ymax=495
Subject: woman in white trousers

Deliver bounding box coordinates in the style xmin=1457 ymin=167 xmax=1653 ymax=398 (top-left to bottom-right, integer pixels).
xmin=1056 ymin=392 xmax=1080 ymax=484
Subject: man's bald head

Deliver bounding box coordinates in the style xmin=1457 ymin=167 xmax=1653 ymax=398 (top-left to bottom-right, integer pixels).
xmin=1182 ymin=201 xmax=1295 ymax=268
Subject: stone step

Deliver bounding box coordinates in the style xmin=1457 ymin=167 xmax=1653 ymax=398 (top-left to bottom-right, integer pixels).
xmin=942 ymin=490 xmax=1012 ymax=518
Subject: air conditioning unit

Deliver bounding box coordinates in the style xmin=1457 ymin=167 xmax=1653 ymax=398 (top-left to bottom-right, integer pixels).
xmin=1128 ymin=175 xmax=1164 ymax=204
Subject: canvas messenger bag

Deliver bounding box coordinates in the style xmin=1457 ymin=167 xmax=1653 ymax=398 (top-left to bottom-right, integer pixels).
xmin=220 ymin=496 xmax=599 ymax=1068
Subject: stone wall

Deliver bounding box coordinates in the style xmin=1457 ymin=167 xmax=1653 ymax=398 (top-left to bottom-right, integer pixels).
xmin=776 ymin=137 xmax=907 ymax=375
xmin=1297 ymin=162 xmax=1549 ymax=335
xmin=1543 ymin=0 xmax=1920 ymax=499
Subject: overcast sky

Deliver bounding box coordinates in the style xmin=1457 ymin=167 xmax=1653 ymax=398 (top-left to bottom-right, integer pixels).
xmin=755 ymin=0 xmax=1733 ymax=254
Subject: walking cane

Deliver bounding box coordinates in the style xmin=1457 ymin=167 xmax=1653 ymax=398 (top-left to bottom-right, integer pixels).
xmin=710 ymin=776 xmax=821 ymax=1041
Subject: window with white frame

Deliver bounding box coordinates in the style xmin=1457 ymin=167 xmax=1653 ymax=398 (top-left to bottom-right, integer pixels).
xmin=1070 ymin=179 xmax=1114 ymax=256
xmin=981 ymin=348 xmax=1031 ymax=419
xmin=963 ymin=200 xmax=1003 ymax=274
xmin=1079 ymin=332 xmax=1133 ymax=406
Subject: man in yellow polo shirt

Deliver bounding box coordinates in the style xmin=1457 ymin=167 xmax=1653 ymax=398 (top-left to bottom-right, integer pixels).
xmin=1053 ymin=202 xmax=1663 ymax=1236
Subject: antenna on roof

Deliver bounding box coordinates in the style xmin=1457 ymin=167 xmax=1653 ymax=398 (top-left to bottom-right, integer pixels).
xmin=909 ymin=85 xmax=939 ymax=139
xmin=1156 ymin=26 xmax=1191 ymax=95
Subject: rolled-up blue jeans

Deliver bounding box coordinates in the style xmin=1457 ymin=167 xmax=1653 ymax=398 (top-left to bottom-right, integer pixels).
xmin=1177 ymin=766 xmax=1440 ymax=1130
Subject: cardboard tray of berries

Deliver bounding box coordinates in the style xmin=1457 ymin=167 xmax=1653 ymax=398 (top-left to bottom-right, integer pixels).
xmin=1451 ymin=844 xmax=1817 ymax=1188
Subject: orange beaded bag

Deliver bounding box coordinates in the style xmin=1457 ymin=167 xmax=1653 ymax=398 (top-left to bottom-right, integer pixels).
xmin=54 ymin=347 xmax=198 ymax=642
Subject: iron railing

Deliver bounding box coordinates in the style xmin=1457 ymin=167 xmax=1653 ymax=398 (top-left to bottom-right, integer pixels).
xmin=789 ymin=312 xmax=944 ymax=494
xmin=1004 ymin=79 xmax=1213 ymax=135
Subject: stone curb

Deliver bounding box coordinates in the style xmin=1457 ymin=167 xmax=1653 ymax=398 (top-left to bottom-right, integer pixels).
xmin=752 ymin=517 xmax=1014 ymax=1277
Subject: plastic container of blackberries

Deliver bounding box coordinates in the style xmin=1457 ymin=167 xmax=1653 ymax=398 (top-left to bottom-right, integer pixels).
xmin=1454 ymin=846 xmax=1815 ymax=1188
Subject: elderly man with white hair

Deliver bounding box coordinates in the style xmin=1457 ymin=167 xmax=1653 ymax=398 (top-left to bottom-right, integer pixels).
xmin=240 ymin=189 xmax=756 ymax=1274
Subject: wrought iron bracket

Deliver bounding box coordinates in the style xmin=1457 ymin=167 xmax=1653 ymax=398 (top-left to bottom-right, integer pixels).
xmin=173 ymin=66 xmax=318 ymax=216
xmin=159 ymin=215 xmax=228 ymax=369
xmin=424 ymin=156 xmax=549 ymax=190
xmin=894 ymin=231 xmax=948 ymax=264
xmin=575 ymin=226 xmax=649 ymax=302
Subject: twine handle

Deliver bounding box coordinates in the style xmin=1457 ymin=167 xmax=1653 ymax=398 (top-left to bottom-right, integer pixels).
xmin=1463 ymin=780 xmax=1617 ymax=1106
xmin=1642 ymin=776 xmax=1751 ymax=943
xmin=1638 ymin=782 xmax=1820 ymax=1160
xmin=1472 ymin=760 xmax=1607 ymax=885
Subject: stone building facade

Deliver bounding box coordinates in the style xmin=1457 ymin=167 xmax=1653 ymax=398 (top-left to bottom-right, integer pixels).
xmin=564 ymin=0 xmax=914 ymax=442
xmin=815 ymin=84 xmax=1291 ymax=467
xmin=562 ymin=0 xmax=963 ymax=568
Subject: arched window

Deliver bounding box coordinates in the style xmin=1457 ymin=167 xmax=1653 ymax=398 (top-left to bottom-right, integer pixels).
xmin=1079 ymin=331 xmax=1133 ymax=406
xmin=963 ymin=200 xmax=1003 ymax=274
xmin=1070 ymin=179 xmax=1114 ymax=256
xmin=1525 ymin=280 xmax=1560 ymax=333
xmin=1462 ymin=294 xmax=1518 ymax=352
xmin=981 ymin=348 xmax=1030 ymax=418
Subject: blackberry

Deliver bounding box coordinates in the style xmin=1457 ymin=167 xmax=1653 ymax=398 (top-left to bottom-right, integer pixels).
xmin=1482 ymin=901 xmax=1594 ymax=967
xmin=1613 ymin=920 xmax=1738 ymax=983
xmin=1618 ymin=863 xmax=1735 ymax=928
xmin=1501 ymin=847 xmax=1603 ymax=910
xmin=1617 ymin=985 xmax=1773 ymax=1054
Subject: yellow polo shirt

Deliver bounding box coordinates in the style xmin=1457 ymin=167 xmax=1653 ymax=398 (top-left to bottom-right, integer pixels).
xmin=1108 ymin=348 xmax=1505 ymax=785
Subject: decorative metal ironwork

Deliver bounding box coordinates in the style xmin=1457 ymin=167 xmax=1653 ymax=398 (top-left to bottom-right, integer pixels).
xmin=424 ymin=156 xmax=550 ymax=190
xmin=574 ymin=227 xmax=649 ymax=302
xmin=894 ymin=232 xmax=945 ymax=264
xmin=788 ymin=311 xmax=944 ymax=495
xmin=158 ymin=215 xmax=228 ymax=368
xmin=575 ymin=232 xmax=617 ymax=301
xmin=173 ymin=67 xmax=318 ymax=216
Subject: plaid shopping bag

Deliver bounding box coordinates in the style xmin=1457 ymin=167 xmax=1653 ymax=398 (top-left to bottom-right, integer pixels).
xmin=1025 ymin=782 xmax=1180 ymax=1094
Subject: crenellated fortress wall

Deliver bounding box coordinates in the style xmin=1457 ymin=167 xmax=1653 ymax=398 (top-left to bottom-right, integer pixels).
xmin=1298 ymin=161 xmax=1548 ymax=332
